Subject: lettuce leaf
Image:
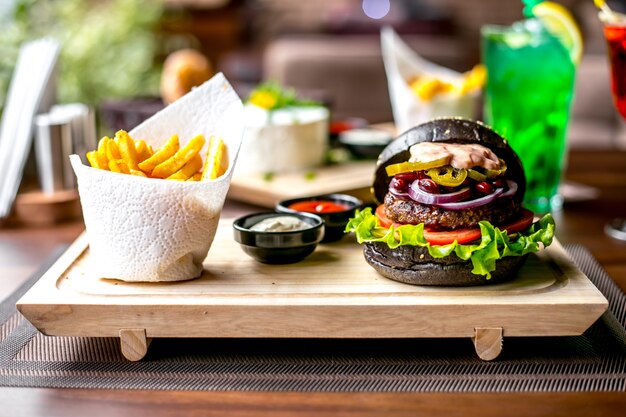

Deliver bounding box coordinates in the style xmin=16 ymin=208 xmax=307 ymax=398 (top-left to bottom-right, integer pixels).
xmin=345 ymin=207 xmax=555 ymax=279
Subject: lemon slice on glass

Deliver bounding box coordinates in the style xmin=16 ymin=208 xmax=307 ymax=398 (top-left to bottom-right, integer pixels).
xmin=594 ymin=0 xmax=626 ymax=25
xmin=532 ymin=1 xmax=583 ymax=64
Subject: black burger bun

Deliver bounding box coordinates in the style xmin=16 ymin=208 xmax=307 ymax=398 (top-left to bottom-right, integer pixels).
xmin=363 ymin=118 xmax=530 ymax=286
xmin=364 ymin=241 xmax=528 ymax=286
xmin=372 ymin=118 xmax=526 ymax=204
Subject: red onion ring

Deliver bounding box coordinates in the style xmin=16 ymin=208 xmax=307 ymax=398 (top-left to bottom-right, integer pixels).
xmin=500 ymin=180 xmax=518 ymax=198
xmin=435 ymin=187 xmax=504 ymax=210
xmin=389 ymin=186 xmax=410 ymax=199
xmin=389 ymin=179 xmax=518 ymax=210
xmin=408 ymin=183 xmax=472 ymax=205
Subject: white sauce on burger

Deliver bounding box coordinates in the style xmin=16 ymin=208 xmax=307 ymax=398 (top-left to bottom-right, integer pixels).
xmin=409 ymin=142 xmax=501 ymax=170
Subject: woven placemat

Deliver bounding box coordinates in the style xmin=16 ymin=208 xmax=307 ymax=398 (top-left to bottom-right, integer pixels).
xmin=1 ymin=244 xmax=625 ymax=392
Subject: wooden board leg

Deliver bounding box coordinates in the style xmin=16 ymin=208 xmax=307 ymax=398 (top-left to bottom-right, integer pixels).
xmin=472 ymin=327 xmax=503 ymax=361
xmin=119 ymin=328 xmax=152 ymax=361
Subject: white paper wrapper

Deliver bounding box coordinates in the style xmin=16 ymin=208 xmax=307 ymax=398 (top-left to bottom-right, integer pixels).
xmin=381 ymin=26 xmax=479 ymax=134
xmin=235 ymin=104 xmax=329 ymax=174
xmin=71 ymin=72 xmax=244 ymax=282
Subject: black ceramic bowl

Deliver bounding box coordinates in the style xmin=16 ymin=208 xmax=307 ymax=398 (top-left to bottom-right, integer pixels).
xmin=233 ymin=212 xmax=324 ymax=264
xmin=276 ymin=193 xmax=363 ymax=242
xmin=338 ymin=128 xmax=393 ymax=159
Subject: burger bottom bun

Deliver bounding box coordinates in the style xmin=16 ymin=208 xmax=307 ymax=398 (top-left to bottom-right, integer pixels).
xmin=363 ymin=242 xmax=529 ymax=286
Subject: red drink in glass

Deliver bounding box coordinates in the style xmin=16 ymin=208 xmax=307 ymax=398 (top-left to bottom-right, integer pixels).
xmin=605 ymin=25 xmax=626 ymax=118
xmin=599 ymin=15 xmax=626 ymax=242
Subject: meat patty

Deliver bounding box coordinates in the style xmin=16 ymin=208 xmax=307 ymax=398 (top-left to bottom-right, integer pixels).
xmin=384 ymin=192 xmax=521 ymax=229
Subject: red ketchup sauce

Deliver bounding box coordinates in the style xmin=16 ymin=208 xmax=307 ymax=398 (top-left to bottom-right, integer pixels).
xmin=288 ymin=200 xmax=350 ymax=213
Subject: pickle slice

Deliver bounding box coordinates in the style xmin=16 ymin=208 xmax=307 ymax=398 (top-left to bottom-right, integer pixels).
xmin=385 ymin=156 xmax=449 ymax=176
xmin=485 ymin=158 xmax=507 ymax=178
xmin=467 ymin=169 xmax=487 ymax=182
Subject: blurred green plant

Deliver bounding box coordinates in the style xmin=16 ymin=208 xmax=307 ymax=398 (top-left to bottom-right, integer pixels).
xmin=0 ymin=0 xmax=163 ymax=116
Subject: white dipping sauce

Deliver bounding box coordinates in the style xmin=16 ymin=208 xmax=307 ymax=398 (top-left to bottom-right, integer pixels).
xmin=250 ymin=216 xmax=310 ymax=232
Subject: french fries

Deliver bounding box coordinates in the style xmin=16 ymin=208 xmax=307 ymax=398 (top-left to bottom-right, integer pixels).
xmin=134 ymin=140 xmax=153 ymax=163
xmin=202 ymin=135 xmax=228 ymax=180
xmin=115 ymin=130 xmax=140 ymax=170
xmin=137 ymin=134 xmax=179 ymax=173
xmin=109 ymin=158 xmax=130 ymax=174
xmin=167 ymin=154 xmax=203 ymax=181
xmin=86 ymin=150 xmax=108 ymax=170
xmin=408 ymin=64 xmax=486 ymax=101
xmin=152 ymin=134 xmax=205 ymax=178
xmin=85 ymin=130 xmax=228 ymax=181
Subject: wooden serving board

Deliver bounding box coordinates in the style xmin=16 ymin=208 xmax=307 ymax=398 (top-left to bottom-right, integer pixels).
xmin=17 ymin=222 xmax=608 ymax=362
xmin=228 ymin=161 xmax=376 ymax=207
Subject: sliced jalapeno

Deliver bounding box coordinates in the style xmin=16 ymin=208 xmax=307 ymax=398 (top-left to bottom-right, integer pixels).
xmin=426 ymin=166 xmax=468 ymax=187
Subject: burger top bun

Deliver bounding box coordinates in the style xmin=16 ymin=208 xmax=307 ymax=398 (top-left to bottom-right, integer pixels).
xmin=372 ymin=118 xmax=526 ymax=204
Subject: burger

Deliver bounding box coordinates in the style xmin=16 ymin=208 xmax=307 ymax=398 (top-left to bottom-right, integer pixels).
xmin=346 ymin=118 xmax=555 ymax=286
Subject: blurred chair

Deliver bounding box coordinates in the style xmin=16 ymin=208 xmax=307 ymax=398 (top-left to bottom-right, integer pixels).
xmin=263 ymin=34 xmax=470 ymax=123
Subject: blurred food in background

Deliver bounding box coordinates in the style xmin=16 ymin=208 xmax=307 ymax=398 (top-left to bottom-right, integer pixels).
xmin=160 ymin=48 xmax=213 ymax=104
xmin=237 ymin=81 xmax=330 ymax=175
xmin=408 ymin=64 xmax=485 ymax=101
xmin=381 ymin=26 xmax=484 ymax=133
xmin=338 ymin=127 xmax=393 ymax=160
xmin=0 ymin=0 xmax=621 ymax=152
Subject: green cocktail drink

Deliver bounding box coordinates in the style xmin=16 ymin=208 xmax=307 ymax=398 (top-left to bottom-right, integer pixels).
xmin=482 ymin=18 xmax=576 ymax=213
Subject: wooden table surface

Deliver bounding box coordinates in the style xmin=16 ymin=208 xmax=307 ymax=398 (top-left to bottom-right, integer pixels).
xmin=1 ymin=149 xmax=625 ymax=416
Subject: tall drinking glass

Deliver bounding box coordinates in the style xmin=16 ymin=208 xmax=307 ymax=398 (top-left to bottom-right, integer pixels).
xmin=605 ymin=24 xmax=626 ymax=117
xmin=601 ymin=18 xmax=626 ymax=240
xmin=482 ymin=18 xmax=577 ymax=214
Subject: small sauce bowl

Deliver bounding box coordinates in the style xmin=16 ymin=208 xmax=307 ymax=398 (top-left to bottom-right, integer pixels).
xmin=233 ymin=212 xmax=324 ymax=264
xmin=276 ymin=193 xmax=363 ymax=242
xmin=339 ymin=128 xmax=393 ymax=159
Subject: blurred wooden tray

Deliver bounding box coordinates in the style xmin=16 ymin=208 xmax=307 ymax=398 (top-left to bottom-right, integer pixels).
xmin=228 ymin=161 xmax=376 ymax=207
xmin=17 ymin=222 xmax=607 ymax=362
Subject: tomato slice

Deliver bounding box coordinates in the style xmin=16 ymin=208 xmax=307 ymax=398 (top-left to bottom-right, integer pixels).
xmin=423 ymin=227 xmax=482 ymax=245
xmin=423 ymin=209 xmax=535 ymax=245
xmin=374 ymin=204 xmax=536 ymax=246
xmin=500 ymin=208 xmax=535 ymax=234
xmin=375 ymin=204 xmax=394 ymax=228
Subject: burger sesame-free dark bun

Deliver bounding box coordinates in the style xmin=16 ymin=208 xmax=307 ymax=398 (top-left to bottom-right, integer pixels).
xmin=363 ymin=241 xmax=528 ymax=286
xmin=372 ymin=118 xmax=526 ymax=204
xmin=363 ymin=118 xmax=530 ymax=286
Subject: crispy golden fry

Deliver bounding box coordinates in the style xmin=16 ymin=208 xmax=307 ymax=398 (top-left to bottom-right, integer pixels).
xmin=86 ymin=131 xmax=226 ymax=182
xmin=97 ymin=136 xmax=109 ymax=153
xmin=167 ymin=154 xmax=203 ymax=181
xmin=137 ymin=135 xmax=179 ymax=174
xmin=152 ymin=134 xmax=205 ymax=179
xmin=130 ymin=169 xmax=147 ymax=177
xmin=106 ymin=138 xmax=121 ymax=161
xmin=201 ymin=135 xmax=228 ymax=180
xmin=135 ymin=140 xmax=153 ymax=163
xmin=410 ymin=77 xmax=454 ymax=101
xmin=115 ymin=130 xmax=140 ymax=170
xmin=109 ymin=159 xmax=130 ymax=174
xmin=86 ymin=150 xmax=109 ymax=170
